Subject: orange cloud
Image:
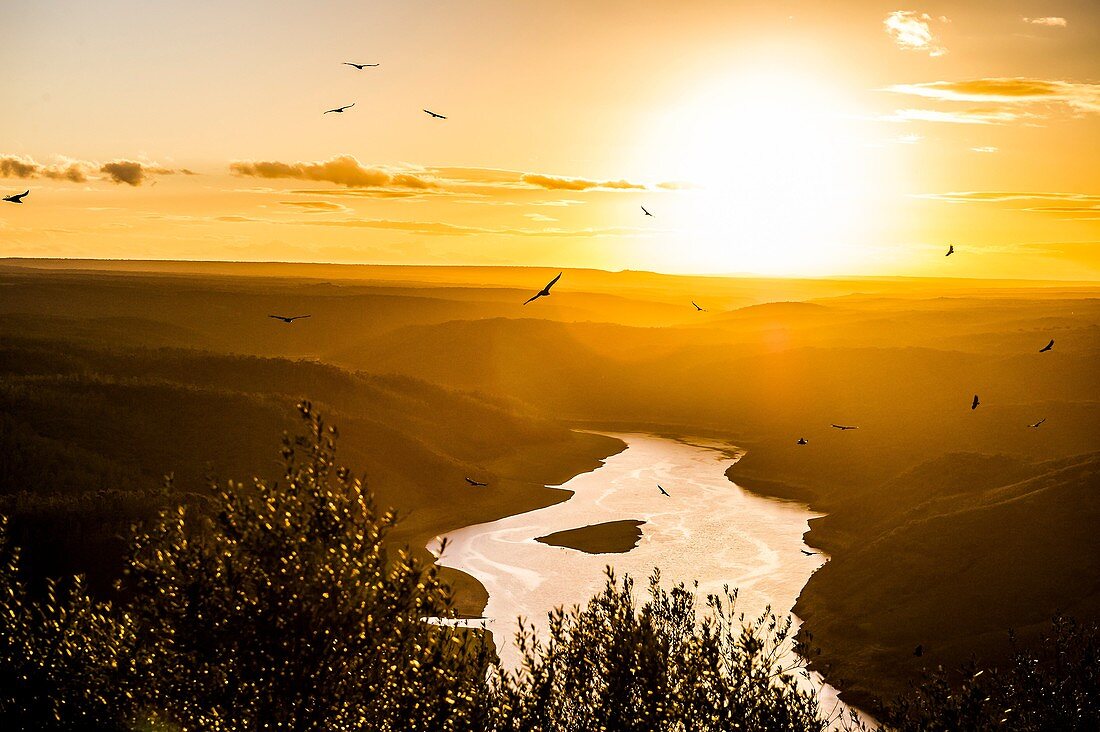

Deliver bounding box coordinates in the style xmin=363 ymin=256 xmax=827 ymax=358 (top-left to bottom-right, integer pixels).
xmin=887 ymin=79 xmax=1100 ymax=112
xmin=230 ymin=155 xmax=437 ymax=189
xmin=232 ymin=157 xmax=655 ymax=195
xmin=279 ymin=200 xmax=350 ymax=212
xmin=520 ymin=173 xmax=645 ymax=191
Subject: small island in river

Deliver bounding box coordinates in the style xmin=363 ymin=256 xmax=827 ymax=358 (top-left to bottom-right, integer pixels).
xmin=535 ymin=519 xmax=646 ymax=554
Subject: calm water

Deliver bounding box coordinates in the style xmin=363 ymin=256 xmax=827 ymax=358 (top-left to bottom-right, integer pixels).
xmin=430 ymin=432 xmax=856 ymax=722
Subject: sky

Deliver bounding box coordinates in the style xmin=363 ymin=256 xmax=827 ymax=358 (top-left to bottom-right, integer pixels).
xmin=1 ymin=0 xmax=1098 ymax=279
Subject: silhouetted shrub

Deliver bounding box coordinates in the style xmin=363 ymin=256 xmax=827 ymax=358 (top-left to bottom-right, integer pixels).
xmin=488 ymin=570 xmax=850 ymax=732
xmin=123 ymin=401 xmax=493 ymax=730
xmin=0 ymin=516 xmax=133 ymax=730
xmin=884 ymin=615 xmax=1100 ymax=731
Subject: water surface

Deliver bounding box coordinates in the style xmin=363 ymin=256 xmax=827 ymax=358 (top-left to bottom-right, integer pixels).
xmin=432 ymin=433 xmax=852 ymax=719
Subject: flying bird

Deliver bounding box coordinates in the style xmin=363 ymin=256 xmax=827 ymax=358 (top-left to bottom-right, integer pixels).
xmin=3 ymin=190 xmax=29 ymax=204
xmin=692 ymin=301 xmax=706 ymax=312
xmin=831 ymin=424 xmax=858 ymax=431
xmin=465 ymin=477 xmax=488 ymax=487
xmin=1028 ymin=418 xmax=1046 ymax=429
xmin=344 ymin=62 xmax=379 ymax=69
xmin=423 ymin=109 xmax=447 ymax=119
xmin=1039 ymin=339 xmax=1054 ymax=352
xmin=972 ymin=394 xmax=980 ymax=410
xmin=914 ymin=644 xmax=924 ymax=657
xmin=523 ymin=272 xmax=562 ymax=305
xmin=945 ymin=245 xmax=954 ymax=257
xmin=641 ymin=206 xmax=653 ymax=217
xmin=800 ymin=549 xmax=817 ymax=556
xmin=657 ymin=484 xmax=670 ymax=497
xmin=268 ymin=314 xmax=311 ymax=323
xmin=324 ymin=103 xmax=356 ymax=114
xmin=797 ymin=437 xmax=808 ymax=445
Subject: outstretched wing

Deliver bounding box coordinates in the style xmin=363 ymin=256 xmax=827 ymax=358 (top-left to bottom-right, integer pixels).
xmin=523 ymin=292 xmax=541 ymax=305
xmin=268 ymin=315 xmax=287 ymax=321
xmin=544 ymin=272 xmax=563 ymax=291
xmin=290 ymin=315 xmax=311 ymax=321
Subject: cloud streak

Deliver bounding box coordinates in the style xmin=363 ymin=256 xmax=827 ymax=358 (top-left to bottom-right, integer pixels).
xmin=879 ymin=108 xmax=1029 ymax=125
xmin=230 ymin=155 xmax=438 ymax=189
xmin=216 ymin=214 xmax=649 ymax=238
xmin=886 ymin=79 xmax=1100 ymax=113
xmin=230 ymin=156 xmax=656 ymax=194
xmin=519 ymin=173 xmax=645 ymax=191
xmin=1023 ymin=16 xmax=1067 ymax=27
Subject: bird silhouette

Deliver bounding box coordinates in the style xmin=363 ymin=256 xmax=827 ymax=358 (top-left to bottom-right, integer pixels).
xmin=344 ymin=62 xmax=379 ymax=69
xmin=800 ymin=549 xmax=817 ymax=556
xmin=523 ymin=272 xmax=562 ymax=305
xmin=657 ymin=484 xmax=670 ymax=497
xmin=1028 ymin=418 xmax=1046 ymax=428
xmin=945 ymin=245 xmax=954 ymax=257
xmin=831 ymin=424 xmax=858 ymax=430
xmin=972 ymin=394 xmax=980 ymax=410
xmin=423 ymin=109 xmax=447 ymax=119
xmin=641 ymin=206 xmax=653 ymax=217
xmin=268 ymin=314 xmax=311 ymax=323
xmin=692 ymin=301 xmax=705 ymax=312
xmin=465 ymin=477 xmax=488 ymax=487
xmin=797 ymin=437 xmax=808 ymax=445
xmin=914 ymin=644 xmax=924 ymax=657
xmin=324 ymin=103 xmax=355 ymax=114
xmin=1039 ymin=339 xmax=1054 ymax=352
xmin=3 ymin=190 xmax=29 ymax=204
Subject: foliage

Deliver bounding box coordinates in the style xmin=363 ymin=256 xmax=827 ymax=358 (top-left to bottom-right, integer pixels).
xmin=123 ymin=401 xmax=493 ymax=730
xmin=884 ymin=615 xmax=1100 ymax=731
xmin=0 ymin=516 xmax=133 ymax=730
xmin=488 ymin=569 xmax=852 ymax=732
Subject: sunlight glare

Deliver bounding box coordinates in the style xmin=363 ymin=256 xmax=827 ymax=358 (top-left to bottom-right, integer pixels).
xmin=646 ymin=67 xmax=873 ymax=275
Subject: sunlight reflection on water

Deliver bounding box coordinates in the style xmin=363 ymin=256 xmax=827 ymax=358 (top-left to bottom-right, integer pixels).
xmin=430 ymin=432 xmax=866 ymax=727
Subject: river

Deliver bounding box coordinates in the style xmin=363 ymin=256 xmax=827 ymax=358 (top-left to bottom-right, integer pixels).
xmin=430 ymin=432 xmax=855 ymax=722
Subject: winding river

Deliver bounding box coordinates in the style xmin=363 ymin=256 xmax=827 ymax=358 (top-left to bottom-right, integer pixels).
xmin=430 ymin=432 xmax=854 ymax=721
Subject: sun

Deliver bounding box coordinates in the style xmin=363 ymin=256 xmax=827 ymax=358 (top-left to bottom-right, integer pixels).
xmin=642 ymin=67 xmax=875 ymax=275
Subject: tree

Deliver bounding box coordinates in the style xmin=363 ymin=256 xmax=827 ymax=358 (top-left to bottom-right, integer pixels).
xmin=489 ymin=569 xmax=845 ymax=732
xmin=123 ymin=401 xmax=492 ymax=730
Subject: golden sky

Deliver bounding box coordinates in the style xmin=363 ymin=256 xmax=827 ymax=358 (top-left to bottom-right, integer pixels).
xmin=1 ymin=0 xmax=1098 ymax=279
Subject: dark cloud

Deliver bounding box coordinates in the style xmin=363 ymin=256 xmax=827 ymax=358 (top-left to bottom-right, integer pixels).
xmin=1 ymin=154 xmax=91 ymax=182
xmin=101 ymin=160 xmax=149 ymax=186
xmin=2 ymin=154 xmax=180 ymax=185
